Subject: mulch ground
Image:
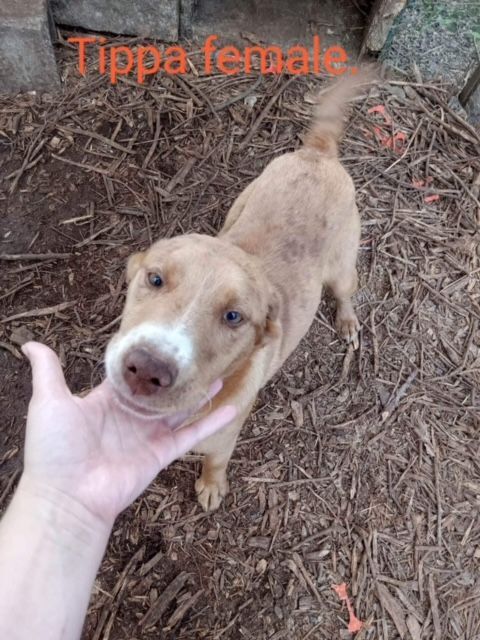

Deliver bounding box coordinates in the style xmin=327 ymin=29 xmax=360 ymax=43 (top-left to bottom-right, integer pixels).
xmin=1 ymin=34 xmax=480 ymax=640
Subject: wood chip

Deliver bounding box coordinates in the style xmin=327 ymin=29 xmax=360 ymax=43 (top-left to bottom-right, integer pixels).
xmin=139 ymin=572 xmax=190 ymax=628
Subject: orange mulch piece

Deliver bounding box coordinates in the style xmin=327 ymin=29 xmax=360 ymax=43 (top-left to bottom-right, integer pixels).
xmin=371 ymin=126 xmax=406 ymax=153
xmin=411 ymin=177 xmax=440 ymax=202
xmin=332 ymin=583 xmax=364 ymax=634
xmin=367 ymin=104 xmax=407 ymax=154
xmin=368 ymin=104 xmax=392 ymax=125
xmin=388 ymin=130 xmax=407 ymax=153
xmin=412 ymin=176 xmax=433 ymax=188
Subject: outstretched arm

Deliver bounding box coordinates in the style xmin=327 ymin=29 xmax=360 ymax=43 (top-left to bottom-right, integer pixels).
xmin=0 ymin=342 xmax=235 ymax=640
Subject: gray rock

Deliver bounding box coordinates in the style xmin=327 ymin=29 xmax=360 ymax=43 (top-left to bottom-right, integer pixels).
xmin=381 ymin=0 xmax=480 ymax=92
xmin=362 ymin=0 xmax=407 ymax=54
xmin=381 ymin=0 xmax=480 ymax=126
xmin=0 ymin=0 xmax=60 ymax=93
xmin=179 ymin=0 xmax=194 ymax=39
xmin=51 ymin=0 xmax=179 ymax=40
xmin=466 ymin=84 xmax=480 ymax=127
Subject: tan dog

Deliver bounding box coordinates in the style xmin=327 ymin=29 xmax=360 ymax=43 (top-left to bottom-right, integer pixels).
xmin=105 ymin=73 xmax=369 ymax=510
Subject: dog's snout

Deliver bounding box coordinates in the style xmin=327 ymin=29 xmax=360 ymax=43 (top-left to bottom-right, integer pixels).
xmin=123 ymin=348 xmax=178 ymax=396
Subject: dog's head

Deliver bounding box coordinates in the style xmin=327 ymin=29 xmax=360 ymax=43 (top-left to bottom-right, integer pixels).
xmin=105 ymin=234 xmax=279 ymax=416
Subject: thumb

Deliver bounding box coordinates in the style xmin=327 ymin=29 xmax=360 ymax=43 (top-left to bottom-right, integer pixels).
xmin=22 ymin=341 xmax=70 ymax=400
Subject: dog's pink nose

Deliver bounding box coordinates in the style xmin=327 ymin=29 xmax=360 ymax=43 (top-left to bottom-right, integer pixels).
xmin=123 ymin=348 xmax=178 ymax=396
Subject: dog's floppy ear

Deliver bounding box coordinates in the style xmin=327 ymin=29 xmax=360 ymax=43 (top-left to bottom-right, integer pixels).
xmin=255 ymin=286 xmax=280 ymax=346
xmin=126 ymin=251 xmax=145 ymax=283
xmin=265 ymin=287 xmax=280 ymax=338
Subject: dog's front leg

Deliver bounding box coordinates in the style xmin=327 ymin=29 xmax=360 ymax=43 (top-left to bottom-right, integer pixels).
xmin=195 ymin=406 xmax=252 ymax=511
xmin=195 ymin=449 xmax=235 ymax=512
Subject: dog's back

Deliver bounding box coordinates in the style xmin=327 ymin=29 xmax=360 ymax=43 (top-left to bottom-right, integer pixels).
xmin=107 ymin=71 xmax=375 ymax=511
xmin=221 ymin=71 xmax=373 ymax=367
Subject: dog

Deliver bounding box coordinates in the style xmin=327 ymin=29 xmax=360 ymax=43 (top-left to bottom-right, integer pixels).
xmin=105 ymin=72 xmax=370 ymax=511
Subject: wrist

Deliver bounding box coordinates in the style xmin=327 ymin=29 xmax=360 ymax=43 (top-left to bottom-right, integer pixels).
xmin=0 ymin=474 xmax=113 ymax=640
xmin=14 ymin=474 xmax=113 ymax=550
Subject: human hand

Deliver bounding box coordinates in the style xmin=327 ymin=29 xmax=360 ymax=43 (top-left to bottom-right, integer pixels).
xmin=20 ymin=342 xmax=236 ymax=527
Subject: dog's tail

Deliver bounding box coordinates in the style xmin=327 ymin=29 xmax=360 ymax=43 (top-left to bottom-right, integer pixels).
xmin=304 ymin=68 xmax=376 ymax=156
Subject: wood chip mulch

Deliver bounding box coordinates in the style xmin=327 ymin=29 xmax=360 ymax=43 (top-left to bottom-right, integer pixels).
xmin=1 ymin=35 xmax=480 ymax=639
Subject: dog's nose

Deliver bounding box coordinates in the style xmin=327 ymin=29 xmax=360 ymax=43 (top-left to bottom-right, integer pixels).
xmin=123 ymin=348 xmax=178 ymax=396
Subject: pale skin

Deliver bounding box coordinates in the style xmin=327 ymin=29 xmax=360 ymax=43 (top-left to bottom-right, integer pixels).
xmin=0 ymin=341 xmax=236 ymax=640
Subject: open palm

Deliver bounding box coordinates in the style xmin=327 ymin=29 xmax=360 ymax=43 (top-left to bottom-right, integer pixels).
xmin=21 ymin=342 xmax=235 ymax=525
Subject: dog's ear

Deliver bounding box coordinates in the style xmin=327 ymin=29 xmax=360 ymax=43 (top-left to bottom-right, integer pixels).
xmin=265 ymin=288 xmax=280 ymax=336
xmin=256 ymin=287 xmax=280 ymax=346
xmin=126 ymin=251 xmax=145 ymax=282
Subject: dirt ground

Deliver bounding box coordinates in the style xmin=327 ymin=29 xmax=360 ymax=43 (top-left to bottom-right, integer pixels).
xmin=1 ymin=37 xmax=480 ymax=640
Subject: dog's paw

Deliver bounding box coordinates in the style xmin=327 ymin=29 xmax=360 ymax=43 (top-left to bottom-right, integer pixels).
xmin=336 ymin=309 xmax=360 ymax=350
xmin=195 ymin=475 xmax=229 ymax=512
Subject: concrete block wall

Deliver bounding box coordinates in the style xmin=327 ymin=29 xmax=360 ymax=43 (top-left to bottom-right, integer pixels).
xmin=0 ymin=0 xmax=59 ymax=92
xmin=51 ymin=0 xmax=179 ymax=40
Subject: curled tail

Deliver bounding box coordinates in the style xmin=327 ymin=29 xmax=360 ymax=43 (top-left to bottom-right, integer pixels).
xmin=304 ymin=68 xmax=377 ymax=156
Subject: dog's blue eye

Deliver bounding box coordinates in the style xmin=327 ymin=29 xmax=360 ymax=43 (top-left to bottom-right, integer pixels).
xmin=224 ymin=310 xmax=243 ymax=326
xmin=148 ymin=273 xmax=163 ymax=288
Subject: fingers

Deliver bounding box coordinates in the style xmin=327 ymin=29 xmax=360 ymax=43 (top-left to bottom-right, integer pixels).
xmin=170 ymin=405 xmax=237 ymax=460
xmin=21 ymin=341 xmax=70 ymax=400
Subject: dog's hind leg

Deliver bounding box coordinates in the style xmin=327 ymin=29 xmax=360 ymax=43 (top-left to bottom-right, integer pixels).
xmin=330 ymin=268 xmax=360 ymax=349
xmin=324 ymin=209 xmax=361 ymax=349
